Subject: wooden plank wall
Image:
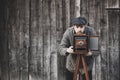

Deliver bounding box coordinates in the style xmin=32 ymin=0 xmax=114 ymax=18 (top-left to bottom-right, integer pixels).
xmin=0 ymin=0 xmax=119 ymax=80
xmin=0 ymin=0 xmax=9 ymax=80
xmin=107 ymin=0 xmax=120 ymax=80
xmin=107 ymin=10 xmax=119 ymax=80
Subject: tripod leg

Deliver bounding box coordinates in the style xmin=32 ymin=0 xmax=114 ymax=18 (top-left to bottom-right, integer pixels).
xmin=81 ymin=55 xmax=89 ymax=80
xmin=73 ymin=54 xmax=81 ymax=80
xmin=79 ymin=73 xmax=82 ymax=80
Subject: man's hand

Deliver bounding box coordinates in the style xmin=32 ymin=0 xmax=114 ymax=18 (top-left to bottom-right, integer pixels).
xmin=86 ymin=50 xmax=92 ymax=56
xmin=66 ymin=46 xmax=74 ymax=54
xmin=67 ymin=47 xmax=93 ymax=55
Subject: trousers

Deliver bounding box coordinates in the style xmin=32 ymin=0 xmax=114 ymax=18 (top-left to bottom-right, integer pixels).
xmin=66 ymin=69 xmax=92 ymax=80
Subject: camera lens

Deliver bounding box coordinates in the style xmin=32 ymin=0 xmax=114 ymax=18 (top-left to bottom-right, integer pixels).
xmin=79 ymin=41 xmax=84 ymax=47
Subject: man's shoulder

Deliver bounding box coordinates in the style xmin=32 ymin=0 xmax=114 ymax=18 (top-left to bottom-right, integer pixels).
xmin=65 ymin=27 xmax=74 ymax=33
xmin=86 ymin=26 xmax=94 ymax=29
xmin=62 ymin=27 xmax=74 ymax=37
xmin=67 ymin=27 xmax=74 ymax=30
xmin=85 ymin=26 xmax=96 ymax=35
xmin=85 ymin=26 xmax=95 ymax=31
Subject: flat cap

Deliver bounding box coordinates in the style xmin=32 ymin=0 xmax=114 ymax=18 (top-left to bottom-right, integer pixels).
xmin=71 ymin=17 xmax=87 ymax=26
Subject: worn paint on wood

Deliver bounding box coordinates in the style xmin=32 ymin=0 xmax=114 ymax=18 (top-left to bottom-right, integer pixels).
xmin=107 ymin=10 xmax=119 ymax=80
xmin=49 ymin=0 xmax=57 ymax=80
xmin=0 ymin=0 xmax=120 ymax=80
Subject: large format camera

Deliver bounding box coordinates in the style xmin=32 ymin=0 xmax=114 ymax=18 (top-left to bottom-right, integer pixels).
xmin=73 ymin=34 xmax=99 ymax=54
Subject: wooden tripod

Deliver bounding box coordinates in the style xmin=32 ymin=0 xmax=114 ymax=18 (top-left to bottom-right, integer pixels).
xmin=73 ymin=53 xmax=89 ymax=80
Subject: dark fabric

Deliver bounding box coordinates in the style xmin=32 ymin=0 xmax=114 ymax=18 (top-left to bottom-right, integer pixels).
xmin=66 ymin=69 xmax=92 ymax=80
xmin=58 ymin=26 xmax=97 ymax=73
xmin=82 ymin=71 xmax=92 ymax=80
xmin=66 ymin=69 xmax=74 ymax=80
xmin=71 ymin=17 xmax=87 ymax=26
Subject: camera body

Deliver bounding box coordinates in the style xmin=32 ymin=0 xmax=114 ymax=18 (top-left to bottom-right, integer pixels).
xmin=73 ymin=34 xmax=99 ymax=53
xmin=73 ymin=35 xmax=89 ymax=52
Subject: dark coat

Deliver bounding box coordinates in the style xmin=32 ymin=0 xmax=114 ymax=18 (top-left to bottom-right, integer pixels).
xmin=58 ymin=26 xmax=97 ymax=74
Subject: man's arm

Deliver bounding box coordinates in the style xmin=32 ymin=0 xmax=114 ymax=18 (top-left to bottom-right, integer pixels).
xmin=58 ymin=29 xmax=70 ymax=56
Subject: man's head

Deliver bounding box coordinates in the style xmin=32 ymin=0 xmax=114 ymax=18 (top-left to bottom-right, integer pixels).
xmin=71 ymin=17 xmax=87 ymax=33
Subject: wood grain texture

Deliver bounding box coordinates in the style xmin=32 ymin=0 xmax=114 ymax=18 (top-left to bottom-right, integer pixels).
xmin=65 ymin=0 xmax=70 ymax=29
xmin=56 ymin=0 xmax=66 ymax=80
xmin=18 ymin=0 xmax=29 ymax=80
xmin=75 ymin=0 xmax=80 ymax=17
xmin=41 ymin=0 xmax=52 ymax=80
xmin=29 ymin=0 xmax=43 ymax=80
xmin=107 ymin=10 xmax=119 ymax=80
xmin=0 ymin=0 xmax=9 ymax=80
xmin=49 ymin=0 xmax=58 ymax=80
xmin=107 ymin=0 xmax=119 ymax=8
xmin=8 ymin=0 xmax=20 ymax=80
xmin=0 ymin=0 xmax=119 ymax=80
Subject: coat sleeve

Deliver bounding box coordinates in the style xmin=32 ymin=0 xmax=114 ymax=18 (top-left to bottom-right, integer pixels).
xmin=58 ymin=29 xmax=70 ymax=56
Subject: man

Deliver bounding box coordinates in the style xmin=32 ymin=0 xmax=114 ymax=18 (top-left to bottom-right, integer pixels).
xmin=58 ymin=17 xmax=96 ymax=80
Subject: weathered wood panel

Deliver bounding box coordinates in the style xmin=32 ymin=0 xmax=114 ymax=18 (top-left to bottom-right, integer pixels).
xmin=49 ymin=0 xmax=57 ymax=80
xmin=0 ymin=0 xmax=9 ymax=80
xmin=0 ymin=0 xmax=120 ymax=80
xmin=80 ymin=0 xmax=88 ymax=19
xmin=34 ymin=0 xmax=44 ymax=80
xmin=107 ymin=10 xmax=120 ymax=80
xmin=88 ymin=0 xmax=102 ymax=80
xmin=106 ymin=0 xmax=120 ymax=80
xmin=75 ymin=0 xmax=80 ymax=17
xmin=65 ymin=0 xmax=70 ymax=29
xmin=28 ymin=0 xmax=44 ymax=80
xmin=56 ymin=0 xmax=66 ymax=80
xmin=70 ymin=0 xmax=75 ymax=20
xmin=42 ymin=0 xmax=51 ymax=80
xmin=8 ymin=0 xmax=21 ymax=80
xmin=107 ymin=0 xmax=119 ymax=8
xmin=7 ymin=0 xmax=29 ymax=80
xmin=18 ymin=0 xmax=29 ymax=80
